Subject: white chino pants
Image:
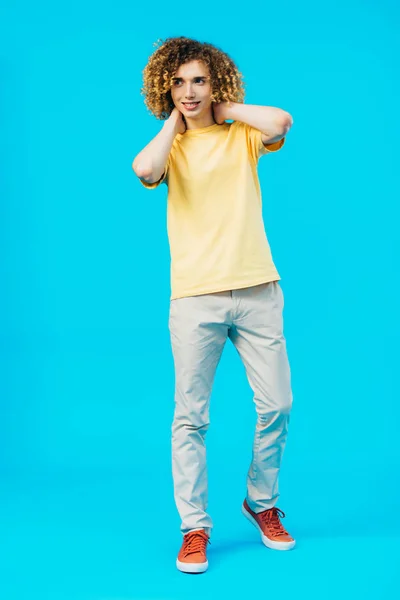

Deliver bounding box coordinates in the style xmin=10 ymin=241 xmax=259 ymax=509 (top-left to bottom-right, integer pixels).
xmin=168 ymin=281 xmax=293 ymax=537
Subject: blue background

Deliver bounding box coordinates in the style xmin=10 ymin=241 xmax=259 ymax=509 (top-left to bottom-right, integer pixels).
xmin=1 ymin=0 xmax=399 ymax=598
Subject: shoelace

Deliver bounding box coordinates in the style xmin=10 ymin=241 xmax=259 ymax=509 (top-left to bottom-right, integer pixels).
xmin=183 ymin=531 xmax=210 ymax=557
xmin=260 ymin=507 xmax=289 ymax=537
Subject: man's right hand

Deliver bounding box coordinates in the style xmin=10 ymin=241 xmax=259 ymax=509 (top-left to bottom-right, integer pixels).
xmin=169 ymin=107 xmax=186 ymax=135
xmin=133 ymin=107 xmax=184 ymax=183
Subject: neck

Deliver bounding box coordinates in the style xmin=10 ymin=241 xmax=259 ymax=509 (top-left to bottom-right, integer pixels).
xmin=184 ymin=111 xmax=216 ymax=131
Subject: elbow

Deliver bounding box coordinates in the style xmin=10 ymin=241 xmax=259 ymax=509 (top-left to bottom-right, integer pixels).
xmin=265 ymin=112 xmax=293 ymax=140
xmin=132 ymin=158 xmax=152 ymax=180
xmin=132 ymin=160 xmax=161 ymax=184
xmin=280 ymin=111 xmax=293 ymax=133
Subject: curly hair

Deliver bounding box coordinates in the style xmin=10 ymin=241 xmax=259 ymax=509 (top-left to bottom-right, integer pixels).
xmin=141 ymin=36 xmax=245 ymax=119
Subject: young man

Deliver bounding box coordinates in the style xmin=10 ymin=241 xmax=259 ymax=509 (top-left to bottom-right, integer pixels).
xmin=132 ymin=37 xmax=295 ymax=574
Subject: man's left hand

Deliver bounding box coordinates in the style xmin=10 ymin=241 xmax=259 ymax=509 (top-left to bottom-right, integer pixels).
xmin=212 ymin=101 xmax=234 ymax=125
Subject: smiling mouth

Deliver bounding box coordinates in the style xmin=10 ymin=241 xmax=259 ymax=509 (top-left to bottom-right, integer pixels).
xmin=182 ymin=102 xmax=200 ymax=109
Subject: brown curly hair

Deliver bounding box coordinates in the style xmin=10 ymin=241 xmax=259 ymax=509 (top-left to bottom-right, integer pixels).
xmin=141 ymin=37 xmax=245 ymax=119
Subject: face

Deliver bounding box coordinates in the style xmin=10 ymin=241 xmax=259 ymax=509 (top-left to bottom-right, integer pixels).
xmin=171 ymin=60 xmax=215 ymax=128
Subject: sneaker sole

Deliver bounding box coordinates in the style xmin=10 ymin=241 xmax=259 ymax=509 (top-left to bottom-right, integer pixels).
xmin=242 ymin=505 xmax=296 ymax=551
xmin=176 ymin=558 xmax=209 ymax=574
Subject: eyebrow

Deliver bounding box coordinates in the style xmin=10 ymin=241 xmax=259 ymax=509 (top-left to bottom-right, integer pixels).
xmin=171 ymin=75 xmax=208 ymax=81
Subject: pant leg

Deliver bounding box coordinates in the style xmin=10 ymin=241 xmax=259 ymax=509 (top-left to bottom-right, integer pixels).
xmin=169 ymin=292 xmax=231 ymax=536
xmin=228 ymin=281 xmax=293 ymax=513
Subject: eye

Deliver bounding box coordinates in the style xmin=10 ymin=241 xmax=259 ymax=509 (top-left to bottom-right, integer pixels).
xmin=194 ymin=78 xmax=205 ymax=84
xmin=173 ymin=79 xmax=183 ymax=86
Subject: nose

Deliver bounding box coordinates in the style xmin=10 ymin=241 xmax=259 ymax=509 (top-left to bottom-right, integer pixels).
xmin=184 ymin=83 xmax=195 ymax=98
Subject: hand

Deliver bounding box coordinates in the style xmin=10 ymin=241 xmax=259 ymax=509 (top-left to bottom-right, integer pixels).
xmin=212 ymin=101 xmax=232 ymax=125
xmin=169 ymin=107 xmax=186 ymax=135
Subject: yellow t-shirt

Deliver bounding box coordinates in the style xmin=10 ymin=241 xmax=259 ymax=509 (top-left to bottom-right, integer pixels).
xmin=139 ymin=120 xmax=284 ymax=300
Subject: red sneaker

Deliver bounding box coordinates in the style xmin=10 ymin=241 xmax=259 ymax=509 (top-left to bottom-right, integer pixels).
xmin=176 ymin=529 xmax=210 ymax=573
xmin=242 ymin=499 xmax=296 ymax=550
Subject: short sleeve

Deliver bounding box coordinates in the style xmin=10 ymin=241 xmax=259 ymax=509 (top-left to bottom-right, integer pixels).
xmin=239 ymin=121 xmax=285 ymax=163
xmin=259 ymin=135 xmax=285 ymax=157
xmin=137 ymin=157 xmax=170 ymax=189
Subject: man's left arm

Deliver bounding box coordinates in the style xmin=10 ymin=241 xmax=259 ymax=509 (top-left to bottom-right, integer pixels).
xmin=213 ymin=102 xmax=293 ymax=145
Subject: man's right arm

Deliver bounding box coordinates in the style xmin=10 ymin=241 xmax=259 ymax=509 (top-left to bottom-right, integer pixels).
xmin=132 ymin=108 xmax=185 ymax=184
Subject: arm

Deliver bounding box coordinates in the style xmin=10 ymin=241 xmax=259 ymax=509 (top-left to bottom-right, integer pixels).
xmin=132 ymin=108 xmax=185 ymax=184
xmin=213 ymin=102 xmax=293 ymax=145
